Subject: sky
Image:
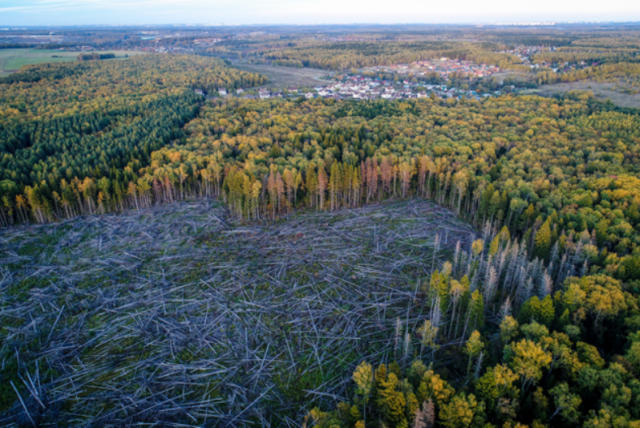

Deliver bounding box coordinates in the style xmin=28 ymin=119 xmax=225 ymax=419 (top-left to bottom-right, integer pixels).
xmin=1 ymin=0 xmax=640 ymax=26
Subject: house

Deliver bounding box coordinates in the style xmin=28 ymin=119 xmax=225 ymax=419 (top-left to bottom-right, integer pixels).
xmin=194 ymin=89 xmax=204 ymax=96
xmin=305 ymin=92 xmax=314 ymax=99
xmin=236 ymin=88 xmax=244 ymax=94
xmin=218 ymin=89 xmax=227 ymax=96
xmin=259 ymin=88 xmax=271 ymax=99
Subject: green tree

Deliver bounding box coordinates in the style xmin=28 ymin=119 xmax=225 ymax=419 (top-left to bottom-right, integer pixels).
xmin=475 ymin=364 xmax=519 ymax=418
xmin=549 ymin=383 xmax=582 ymax=423
xmin=439 ymin=393 xmax=478 ymax=428
xmin=377 ymin=372 xmax=408 ymax=428
xmin=353 ymin=361 xmax=373 ymax=424
xmin=500 ymin=316 xmax=520 ymax=344
xmin=519 ymin=295 xmax=555 ymax=328
xmin=508 ymin=339 xmax=552 ymax=392
xmin=533 ymin=220 xmax=552 ymax=262
xmin=465 ymin=331 xmax=485 ymax=377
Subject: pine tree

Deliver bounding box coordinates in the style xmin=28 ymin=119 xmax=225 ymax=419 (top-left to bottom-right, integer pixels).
xmin=439 ymin=393 xmax=478 ymax=428
xmin=353 ymin=361 xmax=373 ymax=425
xmin=418 ymin=320 xmax=439 ymax=360
xmin=533 ymin=220 xmax=552 ymax=262
xmin=317 ymin=163 xmax=327 ymax=210
xmin=465 ymin=331 xmax=485 ymax=377
xmin=305 ymin=162 xmax=317 ymax=208
xmin=463 ymin=290 xmax=484 ymax=340
xmin=377 ymin=372 xmax=408 ymax=428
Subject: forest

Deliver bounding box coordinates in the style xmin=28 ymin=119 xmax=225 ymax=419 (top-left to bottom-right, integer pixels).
xmin=1 ymin=34 xmax=640 ymax=427
xmin=77 ymin=52 xmax=116 ymax=61
xmin=249 ymin=41 xmax=528 ymax=71
xmin=0 ymin=54 xmax=266 ymax=225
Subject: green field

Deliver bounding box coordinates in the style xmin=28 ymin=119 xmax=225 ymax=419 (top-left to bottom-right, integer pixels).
xmin=0 ymin=49 xmax=145 ymax=76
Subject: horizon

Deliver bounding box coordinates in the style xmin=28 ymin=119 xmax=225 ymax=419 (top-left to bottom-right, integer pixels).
xmin=4 ymin=21 xmax=640 ymax=28
xmin=2 ymin=0 xmax=640 ymax=27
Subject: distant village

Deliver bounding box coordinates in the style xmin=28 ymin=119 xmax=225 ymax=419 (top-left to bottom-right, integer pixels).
xmin=501 ymin=45 xmax=605 ymax=72
xmin=313 ymin=75 xmax=506 ymax=100
xmin=367 ymin=58 xmax=502 ymax=79
xmin=501 ymin=45 xmax=551 ymax=66
xmin=206 ymin=72 xmax=510 ymax=102
xmin=198 ymin=55 xmax=518 ymax=101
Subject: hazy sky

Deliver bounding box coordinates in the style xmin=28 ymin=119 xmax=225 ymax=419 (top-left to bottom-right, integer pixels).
xmin=2 ymin=0 xmax=639 ymax=26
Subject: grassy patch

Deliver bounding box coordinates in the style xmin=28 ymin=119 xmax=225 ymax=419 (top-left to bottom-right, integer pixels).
xmin=0 ymin=49 xmax=145 ymax=72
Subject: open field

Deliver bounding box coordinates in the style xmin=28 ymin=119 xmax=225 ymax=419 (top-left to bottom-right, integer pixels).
xmin=0 ymin=49 xmax=145 ymax=76
xmin=525 ymin=80 xmax=640 ymax=109
xmin=0 ymin=198 xmax=476 ymax=427
xmin=232 ymin=62 xmax=333 ymax=89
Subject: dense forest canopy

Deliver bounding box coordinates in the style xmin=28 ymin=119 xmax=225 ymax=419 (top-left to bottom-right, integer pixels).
xmin=236 ymin=40 xmax=528 ymax=71
xmin=0 ymin=54 xmax=266 ymax=224
xmin=0 ymin=54 xmax=265 ymax=120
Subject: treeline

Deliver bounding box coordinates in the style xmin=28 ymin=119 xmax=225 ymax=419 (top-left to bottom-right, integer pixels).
xmin=493 ymin=34 xmax=575 ymax=47
xmin=0 ymin=43 xmax=38 ymax=49
xmin=532 ymin=52 xmax=631 ymax=65
xmin=259 ymin=41 xmax=525 ymax=71
xmin=0 ymin=93 xmax=200 ymax=223
xmin=566 ymin=35 xmax=640 ymax=50
xmin=535 ymin=62 xmax=640 ymax=86
xmin=0 ymin=54 xmax=266 ymax=121
xmin=0 ymin=62 xmax=89 ymax=84
xmin=271 ymin=59 xmax=304 ymax=68
xmin=77 ymin=52 xmax=116 ymax=61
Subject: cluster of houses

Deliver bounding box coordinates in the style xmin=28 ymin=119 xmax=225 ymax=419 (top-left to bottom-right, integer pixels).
xmin=409 ymin=58 xmax=501 ymax=78
xmin=204 ymin=87 xmax=286 ymax=99
xmin=537 ymin=59 xmax=600 ymax=73
xmin=313 ymin=76 xmax=502 ymax=100
xmin=500 ymin=45 xmax=595 ymax=71
xmin=318 ymin=80 xmax=413 ymax=100
xmin=204 ymin=73 xmax=505 ymax=101
xmin=193 ymin=38 xmax=223 ymax=46
xmin=501 ymin=45 xmax=602 ymax=72
xmin=136 ymin=45 xmax=194 ymax=53
xmin=501 ymin=45 xmax=552 ymax=64
xmin=251 ymin=88 xmax=312 ymax=99
xmin=367 ymin=58 xmax=502 ymax=79
xmin=319 ymin=37 xmax=380 ymax=42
